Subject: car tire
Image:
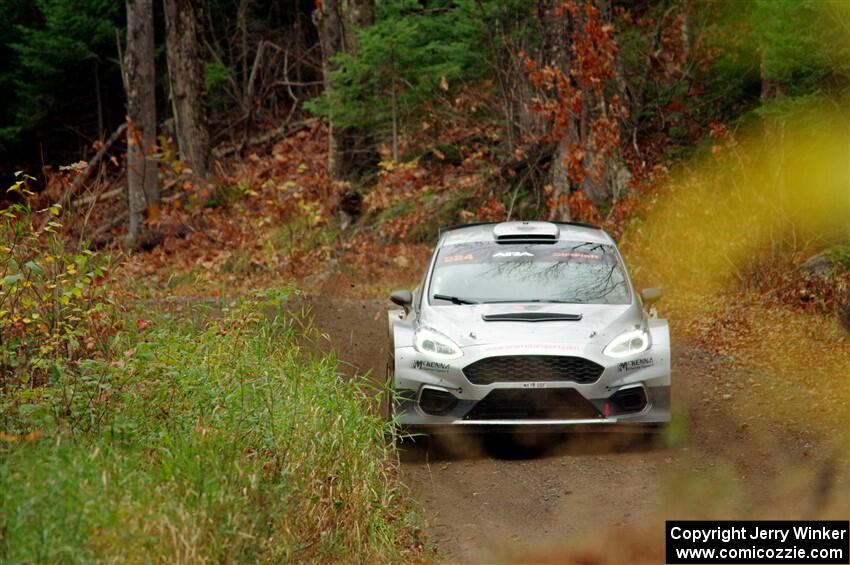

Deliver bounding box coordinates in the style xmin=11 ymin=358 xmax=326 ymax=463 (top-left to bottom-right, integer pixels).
xmin=484 ymin=430 xmax=553 ymax=458
xmin=620 ymin=424 xmax=667 ymax=449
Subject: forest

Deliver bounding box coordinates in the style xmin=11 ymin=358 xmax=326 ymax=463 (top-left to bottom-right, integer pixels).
xmin=1 ymin=0 xmax=849 ymax=562
xmin=0 ymin=1 xmax=846 ymax=234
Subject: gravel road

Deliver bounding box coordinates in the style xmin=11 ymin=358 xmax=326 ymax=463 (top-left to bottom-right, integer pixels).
xmin=300 ymin=296 xmax=849 ymax=563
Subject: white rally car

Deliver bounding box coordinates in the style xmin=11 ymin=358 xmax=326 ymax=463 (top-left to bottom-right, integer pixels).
xmin=386 ymin=221 xmax=670 ymax=432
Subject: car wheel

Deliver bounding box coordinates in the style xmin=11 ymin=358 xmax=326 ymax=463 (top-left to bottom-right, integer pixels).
xmin=484 ymin=431 xmax=552 ymax=458
xmin=640 ymin=423 xmax=668 ymax=446
xmin=617 ymin=424 xmax=668 ymax=449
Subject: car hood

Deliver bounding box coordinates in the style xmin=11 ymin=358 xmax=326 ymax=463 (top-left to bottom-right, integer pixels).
xmin=420 ymin=302 xmax=643 ymax=349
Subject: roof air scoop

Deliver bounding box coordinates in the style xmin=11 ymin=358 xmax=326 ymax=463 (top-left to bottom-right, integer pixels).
xmin=492 ymin=221 xmax=560 ymax=244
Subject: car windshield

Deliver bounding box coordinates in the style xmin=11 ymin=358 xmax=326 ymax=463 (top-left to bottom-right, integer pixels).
xmin=429 ymin=241 xmax=631 ymax=305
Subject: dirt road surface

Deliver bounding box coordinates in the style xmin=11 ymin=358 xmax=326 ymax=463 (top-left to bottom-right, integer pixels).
xmin=301 ymin=296 xmax=849 ymax=563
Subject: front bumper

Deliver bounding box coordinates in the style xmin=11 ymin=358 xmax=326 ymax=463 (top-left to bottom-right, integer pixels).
xmin=392 ymin=342 xmax=671 ymax=429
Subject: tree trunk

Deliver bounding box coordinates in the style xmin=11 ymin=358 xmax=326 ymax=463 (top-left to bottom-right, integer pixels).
xmin=164 ymin=0 xmax=210 ymax=178
xmin=537 ymin=0 xmax=626 ymax=217
xmin=579 ymin=0 xmax=625 ymax=206
xmin=538 ymin=0 xmax=575 ymax=220
xmin=314 ymin=0 xmax=378 ymax=181
xmin=345 ymin=0 xmax=374 ymax=48
xmin=125 ymin=0 xmax=159 ymax=245
xmin=314 ymin=0 xmax=344 ymax=179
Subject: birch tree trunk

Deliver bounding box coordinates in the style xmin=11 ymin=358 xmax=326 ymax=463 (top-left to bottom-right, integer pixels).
xmin=164 ymin=0 xmax=210 ymax=178
xmin=125 ymin=0 xmax=159 ymax=245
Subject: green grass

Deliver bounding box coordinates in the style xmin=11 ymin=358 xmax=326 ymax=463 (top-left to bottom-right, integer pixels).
xmin=0 ymin=293 xmax=420 ymax=562
xmin=826 ymin=243 xmax=850 ymax=273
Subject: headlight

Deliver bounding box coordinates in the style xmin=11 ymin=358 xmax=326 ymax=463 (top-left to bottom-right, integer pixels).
xmin=414 ymin=326 xmax=462 ymax=360
xmin=603 ymin=328 xmax=651 ymax=358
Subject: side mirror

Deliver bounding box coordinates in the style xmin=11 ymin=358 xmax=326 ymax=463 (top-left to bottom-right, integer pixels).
xmin=390 ymin=290 xmax=413 ymax=313
xmin=640 ymin=287 xmax=662 ymax=306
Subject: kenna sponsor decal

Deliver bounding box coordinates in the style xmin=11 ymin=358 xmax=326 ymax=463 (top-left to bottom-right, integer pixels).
xmin=618 ymin=357 xmax=654 ymax=372
xmin=412 ymin=359 xmax=450 ymax=373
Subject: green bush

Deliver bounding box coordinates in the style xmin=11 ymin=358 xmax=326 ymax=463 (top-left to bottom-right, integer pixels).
xmin=0 ymin=296 xmax=417 ymax=562
xmin=1 ymin=179 xmax=118 ymax=434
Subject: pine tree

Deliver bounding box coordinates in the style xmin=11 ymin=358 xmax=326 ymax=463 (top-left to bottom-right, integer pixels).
xmin=308 ymin=0 xmax=527 ymax=164
xmin=2 ymin=0 xmax=123 ymax=160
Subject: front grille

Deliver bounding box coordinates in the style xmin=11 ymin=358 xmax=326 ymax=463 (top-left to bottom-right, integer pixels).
xmin=463 ymin=388 xmax=600 ymax=420
xmin=463 ymin=355 xmax=604 ymax=385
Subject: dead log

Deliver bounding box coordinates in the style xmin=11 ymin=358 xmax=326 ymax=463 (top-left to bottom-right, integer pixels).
xmin=89 ymin=210 xmax=129 ymax=247
xmin=40 ymin=122 xmax=127 ymax=228
xmin=72 ymin=187 xmax=124 ymax=208
xmin=212 ymin=118 xmax=316 ymax=159
xmin=62 ymin=123 xmax=127 ymax=205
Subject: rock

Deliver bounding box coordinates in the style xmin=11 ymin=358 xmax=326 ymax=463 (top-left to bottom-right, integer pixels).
xmin=799 ymin=252 xmax=834 ymax=277
xmin=799 ymin=245 xmax=850 ymax=277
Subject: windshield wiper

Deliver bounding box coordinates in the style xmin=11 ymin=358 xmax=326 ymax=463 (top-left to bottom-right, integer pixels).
xmin=433 ymin=294 xmax=479 ymax=305
xmin=481 ymin=299 xmax=576 ymax=304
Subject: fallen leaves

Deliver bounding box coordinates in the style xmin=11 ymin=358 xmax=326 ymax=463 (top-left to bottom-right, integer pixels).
xmin=0 ymin=430 xmax=43 ymax=443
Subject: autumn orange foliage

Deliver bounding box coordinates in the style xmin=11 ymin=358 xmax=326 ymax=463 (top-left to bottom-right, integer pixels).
xmin=524 ymin=0 xmax=627 ymax=221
